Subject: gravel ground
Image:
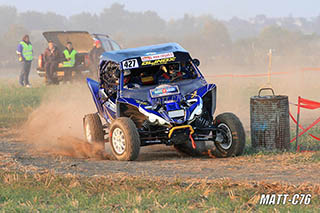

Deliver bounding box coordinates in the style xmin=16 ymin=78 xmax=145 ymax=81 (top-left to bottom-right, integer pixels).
xmin=1 ymin=133 xmax=319 ymax=184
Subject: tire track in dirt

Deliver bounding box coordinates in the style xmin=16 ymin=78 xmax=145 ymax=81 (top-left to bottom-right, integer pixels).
xmin=1 ymin=137 xmax=320 ymax=184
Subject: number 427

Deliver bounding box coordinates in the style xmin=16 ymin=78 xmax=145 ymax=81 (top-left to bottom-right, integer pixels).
xmin=123 ymin=59 xmax=138 ymax=69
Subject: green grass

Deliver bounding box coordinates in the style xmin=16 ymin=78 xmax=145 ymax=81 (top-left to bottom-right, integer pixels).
xmin=292 ymin=126 xmax=320 ymax=151
xmin=0 ymin=82 xmax=48 ymax=127
xmin=0 ymin=171 xmax=319 ymax=212
xmin=289 ymin=151 xmax=320 ymax=164
xmin=243 ymin=126 xmax=320 ymax=155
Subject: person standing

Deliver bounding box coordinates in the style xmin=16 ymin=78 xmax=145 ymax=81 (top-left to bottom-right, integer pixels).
xmin=43 ymin=41 xmax=64 ymax=85
xmin=89 ymin=40 xmax=104 ymax=79
xmin=16 ymin=35 xmax=33 ymax=87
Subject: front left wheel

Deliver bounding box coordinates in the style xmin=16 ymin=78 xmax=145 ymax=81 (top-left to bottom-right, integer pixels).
xmin=109 ymin=117 xmax=141 ymax=161
xmin=211 ymin=112 xmax=246 ymax=157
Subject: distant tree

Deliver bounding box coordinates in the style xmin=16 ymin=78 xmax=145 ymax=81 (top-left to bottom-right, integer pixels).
xmin=43 ymin=12 xmax=68 ymax=30
xmin=0 ymin=6 xmax=17 ymax=36
xmin=225 ymin=17 xmax=257 ymax=40
xmin=3 ymin=24 xmax=30 ymax=44
xmin=1 ymin=24 xmax=30 ymax=64
xmin=69 ymin=12 xmax=99 ymax=32
xmin=99 ymin=3 xmax=166 ymax=39
xmin=258 ymin=26 xmax=301 ymax=52
xmin=129 ymin=10 xmax=166 ymax=37
xmin=99 ymin=3 xmax=127 ymax=34
xmin=17 ymin=11 xmax=67 ymax=31
xmin=167 ymin=14 xmax=198 ymax=38
xmin=199 ymin=16 xmax=232 ymax=58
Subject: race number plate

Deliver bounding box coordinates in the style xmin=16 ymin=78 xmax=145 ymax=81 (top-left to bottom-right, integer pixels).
xmin=122 ymin=59 xmax=138 ymax=70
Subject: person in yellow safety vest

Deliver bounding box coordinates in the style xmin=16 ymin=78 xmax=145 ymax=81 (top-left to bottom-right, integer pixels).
xmin=16 ymin=34 xmax=33 ymax=87
xmin=63 ymin=41 xmax=77 ymax=82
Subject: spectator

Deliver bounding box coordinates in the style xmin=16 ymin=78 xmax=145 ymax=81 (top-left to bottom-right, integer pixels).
xmin=62 ymin=41 xmax=77 ymax=82
xmin=89 ymin=40 xmax=104 ymax=78
xmin=16 ymin=35 xmax=33 ymax=87
xmin=43 ymin=41 xmax=64 ymax=84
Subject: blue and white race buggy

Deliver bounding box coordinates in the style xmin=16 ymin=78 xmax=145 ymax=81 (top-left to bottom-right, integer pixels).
xmin=84 ymin=43 xmax=245 ymax=161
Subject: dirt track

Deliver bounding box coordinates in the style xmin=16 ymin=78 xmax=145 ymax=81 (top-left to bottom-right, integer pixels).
xmin=1 ymin=130 xmax=320 ymax=184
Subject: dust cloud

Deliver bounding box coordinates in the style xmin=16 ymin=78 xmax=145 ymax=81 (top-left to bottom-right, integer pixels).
xmin=18 ymin=64 xmax=320 ymax=158
xmin=20 ymin=82 xmax=110 ymax=159
xmin=202 ymin=65 xmax=320 ymax=130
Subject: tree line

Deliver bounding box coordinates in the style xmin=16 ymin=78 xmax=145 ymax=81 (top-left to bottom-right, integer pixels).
xmin=1 ymin=3 xmax=320 ymax=69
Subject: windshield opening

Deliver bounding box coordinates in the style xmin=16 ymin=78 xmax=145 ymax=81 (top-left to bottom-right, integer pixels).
xmin=123 ymin=60 xmax=199 ymax=90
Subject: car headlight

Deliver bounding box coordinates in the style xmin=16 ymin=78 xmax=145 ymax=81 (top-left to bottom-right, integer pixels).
xmin=188 ymin=98 xmax=203 ymax=121
xmin=139 ymin=107 xmax=170 ymax=125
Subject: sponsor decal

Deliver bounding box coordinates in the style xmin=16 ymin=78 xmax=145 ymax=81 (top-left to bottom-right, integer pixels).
xmin=150 ymin=85 xmax=180 ymax=98
xmin=141 ymin=52 xmax=174 ymax=62
xmin=191 ymin=90 xmax=197 ymax=98
xmin=168 ymin=110 xmax=185 ymax=118
xmin=142 ymin=57 xmax=176 ymax=66
xmin=135 ymin=100 xmax=149 ymax=105
xmin=145 ymin=52 xmax=157 ymax=56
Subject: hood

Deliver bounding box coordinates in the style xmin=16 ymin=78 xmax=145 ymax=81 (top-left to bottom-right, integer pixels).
xmin=43 ymin=31 xmax=94 ymax=53
xmin=121 ymin=79 xmax=206 ymax=101
xmin=120 ymin=80 xmax=209 ymax=125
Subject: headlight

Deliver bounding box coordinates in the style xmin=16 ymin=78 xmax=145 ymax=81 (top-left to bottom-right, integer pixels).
xmin=139 ymin=107 xmax=170 ymax=125
xmin=187 ymin=98 xmax=198 ymax=105
xmin=188 ymin=98 xmax=203 ymax=121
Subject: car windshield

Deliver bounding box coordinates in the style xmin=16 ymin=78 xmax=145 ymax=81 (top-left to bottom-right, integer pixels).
xmin=122 ymin=60 xmax=199 ymax=89
xmin=110 ymin=40 xmax=121 ymax=51
xmin=95 ymin=35 xmax=121 ymax=51
xmin=95 ymin=35 xmax=112 ymax=51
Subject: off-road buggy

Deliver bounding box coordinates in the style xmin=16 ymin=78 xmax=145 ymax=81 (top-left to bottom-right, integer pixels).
xmin=84 ymin=43 xmax=245 ymax=161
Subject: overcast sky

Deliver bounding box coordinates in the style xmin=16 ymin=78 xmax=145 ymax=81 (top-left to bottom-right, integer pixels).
xmin=1 ymin=0 xmax=320 ymax=20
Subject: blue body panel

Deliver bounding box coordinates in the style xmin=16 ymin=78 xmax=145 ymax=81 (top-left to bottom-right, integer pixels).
xmin=87 ymin=78 xmax=102 ymax=113
xmin=88 ymin=80 xmax=216 ymax=125
xmin=101 ymin=43 xmax=188 ymax=63
xmin=88 ymin=43 xmax=217 ymax=126
xmin=87 ymin=78 xmax=116 ymax=124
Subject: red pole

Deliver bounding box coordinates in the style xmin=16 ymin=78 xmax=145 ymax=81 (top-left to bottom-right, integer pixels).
xmin=295 ymin=96 xmax=301 ymax=151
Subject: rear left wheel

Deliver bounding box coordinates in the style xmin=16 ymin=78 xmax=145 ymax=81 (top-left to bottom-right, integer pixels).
xmin=83 ymin=113 xmax=105 ymax=144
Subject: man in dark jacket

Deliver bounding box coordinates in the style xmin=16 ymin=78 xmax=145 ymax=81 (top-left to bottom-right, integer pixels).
xmin=16 ymin=35 xmax=33 ymax=87
xmin=43 ymin=41 xmax=64 ymax=84
xmin=89 ymin=40 xmax=104 ymax=78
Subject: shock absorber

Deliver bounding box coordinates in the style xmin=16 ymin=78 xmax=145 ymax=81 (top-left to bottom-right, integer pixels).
xmin=142 ymin=120 xmax=151 ymax=130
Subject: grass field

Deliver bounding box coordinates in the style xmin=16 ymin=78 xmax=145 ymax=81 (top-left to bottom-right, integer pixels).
xmin=0 ymin=171 xmax=319 ymax=212
xmin=0 ymin=82 xmax=48 ymax=127
xmin=1 ymin=80 xmax=320 ymax=212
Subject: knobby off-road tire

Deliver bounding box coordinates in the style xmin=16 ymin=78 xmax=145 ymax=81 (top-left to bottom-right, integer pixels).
xmin=174 ymin=141 xmax=207 ymax=157
xmin=211 ymin=112 xmax=245 ymax=158
xmin=83 ymin=113 xmax=105 ymax=144
xmin=109 ymin=117 xmax=140 ymax=161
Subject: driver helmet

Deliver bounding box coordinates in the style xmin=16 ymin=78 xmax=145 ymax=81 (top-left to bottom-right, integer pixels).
xmin=168 ymin=64 xmax=175 ymax=74
xmin=168 ymin=63 xmax=180 ymax=77
xmin=123 ymin=70 xmax=131 ymax=84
